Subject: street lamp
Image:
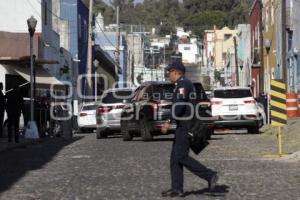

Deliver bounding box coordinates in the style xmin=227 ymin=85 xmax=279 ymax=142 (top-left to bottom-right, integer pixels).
xmin=264 ymin=39 xmax=272 ymax=125
xmin=93 ymin=59 xmax=99 ymax=101
xmin=25 ymin=16 xmax=39 ymax=139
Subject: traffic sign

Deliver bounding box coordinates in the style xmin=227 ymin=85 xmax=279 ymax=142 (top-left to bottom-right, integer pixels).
xmin=270 ymin=79 xmax=287 ymax=127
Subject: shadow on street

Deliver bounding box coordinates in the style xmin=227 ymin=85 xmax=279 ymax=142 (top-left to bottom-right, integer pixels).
xmin=0 ymin=136 xmax=83 ymax=193
xmin=184 ymin=184 xmax=230 ymax=197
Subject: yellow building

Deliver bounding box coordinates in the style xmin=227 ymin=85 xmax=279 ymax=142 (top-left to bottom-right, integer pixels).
xmin=262 ymin=0 xmax=278 ymax=94
xmin=213 ymin=27 xmax=239 ymax=70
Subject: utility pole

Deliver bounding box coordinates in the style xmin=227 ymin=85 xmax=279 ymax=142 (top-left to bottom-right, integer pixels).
xmin=115 ymin=5 xmax=120 ymax=87
xmin=282 ymin=0 xmax=287 ymax=83
xmin=233 ymin=36 xmax=239 ymax=86
xmin=201 ymin=43 xmax=204 ymax=75
xmin=86 ymin=0 xmax=93 ymax=97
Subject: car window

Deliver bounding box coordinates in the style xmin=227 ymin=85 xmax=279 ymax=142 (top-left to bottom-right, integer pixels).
xmin=82 ymin=105 xmax=97 ymax=111
xmin=193 ymin=83 xmax=208 ymax=101
xmin=150 ymin=84 xmax=174 ymax=101
xmin=214 ymin=89 xmax=252 ymax=98
xmin=102 ymin=90 xmax=134 ymax=103
xmin=131 ymin=86 xmax=145 ymax=101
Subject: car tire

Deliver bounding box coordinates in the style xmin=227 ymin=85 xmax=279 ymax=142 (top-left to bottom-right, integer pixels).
xmin=96 ymin=128 xmax=108 ymax=139
xmin=247 ymin=126 xmax=259 ymax=134
xmin=122 ymin=122 xmax=133 ymax=141
xmin=206 ymin=128 xmax=213 ymax=140
xmin=3 ymin=120 xmax=8 ymax=137
xmin=140 ymin=118 xmax=153 ymax=141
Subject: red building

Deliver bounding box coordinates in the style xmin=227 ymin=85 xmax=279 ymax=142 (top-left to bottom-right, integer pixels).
xmin=249 ymin=0 xmax=263 ymax=97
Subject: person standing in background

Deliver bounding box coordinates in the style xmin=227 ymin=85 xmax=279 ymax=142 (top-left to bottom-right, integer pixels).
xmin=0 ymin=83 xmax=5 ymax=138
xmin=6 ymin=87 xmax=23 ymax=143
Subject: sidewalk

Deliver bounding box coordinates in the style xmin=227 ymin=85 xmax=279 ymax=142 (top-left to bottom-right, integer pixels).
xmin=259 ymin=117 xmax=300 ymax=159
xmin=0 ymin=137 xmax=33 ymax=153
xmin=0 ymin=131 xmax=74 ymax=153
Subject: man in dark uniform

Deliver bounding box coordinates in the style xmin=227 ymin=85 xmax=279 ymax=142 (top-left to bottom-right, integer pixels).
xmin=161 ymin=62 xmax=218 ymax=197
xmin=0 ymin=83 xmax=5 ymax=138
xmin=6 ymin=87 xmax=23 ymax=143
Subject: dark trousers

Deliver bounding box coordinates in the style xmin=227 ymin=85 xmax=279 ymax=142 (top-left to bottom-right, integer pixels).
xmin=0 ymin=110 xmax=4 ymax=137
xmin=7 ymin=118 xmax=20 ymax=143
xmin=170 ymin=126 xmax=215 ymax=192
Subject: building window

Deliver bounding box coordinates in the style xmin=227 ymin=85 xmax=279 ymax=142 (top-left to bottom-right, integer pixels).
xmin=222 ymin=52 xmax=227 ymax=63
xmin=224 ymin=34 xmax=232 ymax=40
xmin=184 ymin=46 xmax=191 ymax=50
xmin=44 ymin=1 xmax=48 ymax=25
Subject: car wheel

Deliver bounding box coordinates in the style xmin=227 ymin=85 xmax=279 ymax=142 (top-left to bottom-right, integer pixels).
xmin=247 ymin=126 xmax=259 ymax=134
xmin=3 ymin=120 xmax=8 ymax=137
xmin=259 ymin=117 xmax=264 ymax=128
xmin=206 ymin=128 xmax=213 ymax=140
xmin=122 ymin=122 xmax=133 ymax=141
xmin=96 ymin=128 xmax=108 ymax=139
xmin=140 ymin=119 xmax=153 ymax=141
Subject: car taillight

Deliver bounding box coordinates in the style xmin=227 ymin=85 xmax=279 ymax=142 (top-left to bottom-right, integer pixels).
xmin=244 ymin=100 xmax=256 ymax=104
xmin=80 ymin=112 xmax=87 ymax=117
xmin=97 ymin=106 xmax=112 ymax=114
xmin=211 ymin=100 xmax=222 ymax=105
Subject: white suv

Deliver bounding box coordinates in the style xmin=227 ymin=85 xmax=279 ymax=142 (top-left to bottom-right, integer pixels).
xmin=211 ymin=87 xmax=261 ymax=133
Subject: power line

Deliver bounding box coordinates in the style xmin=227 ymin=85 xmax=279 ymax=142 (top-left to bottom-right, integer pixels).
xmin=95 ymin=19 xmax=118 ymax=49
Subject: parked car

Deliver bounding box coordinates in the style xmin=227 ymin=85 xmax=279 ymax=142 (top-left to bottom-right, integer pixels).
xmin=96 ymin=88 xmax=135 ymax=139
xmin=77 ymin=102 xmax=97 ymax=133
xmin=211 ymin=87 xmax=262 ymax=133
xmin=120 ymin=81 xmax=213 ymax=141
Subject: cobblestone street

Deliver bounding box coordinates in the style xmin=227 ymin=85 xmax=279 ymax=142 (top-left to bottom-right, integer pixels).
xmin=0 ymin=131 xmax=299 ymax=200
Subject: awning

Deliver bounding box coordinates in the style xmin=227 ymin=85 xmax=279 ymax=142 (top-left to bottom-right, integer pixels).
xmin=13 ymin=65 xmax=65 ymax=90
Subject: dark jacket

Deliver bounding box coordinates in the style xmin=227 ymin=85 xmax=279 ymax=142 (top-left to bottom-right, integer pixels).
xmin=0 ymin=91 xmax=5 ymax=112
xmin=169 ymin=76 xmax=195 ymax=127
xmin=6 ymin=89 xmax=23 ymax=119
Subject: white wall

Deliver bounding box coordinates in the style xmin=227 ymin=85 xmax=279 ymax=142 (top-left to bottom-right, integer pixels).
xmin=176 ymin=27 xmax=190 ymax=38
xmin=0 ymin=0 xmax=42 ymax=33
xmin=204 ymin=32 xmax=214 ymax=67
xmin=178 ymin=44 xmax=199 ymax=64
xmin=150 ymin=42 xmax=165 ymax=49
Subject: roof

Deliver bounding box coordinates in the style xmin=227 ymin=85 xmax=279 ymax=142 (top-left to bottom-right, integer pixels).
xmin=0 ymin=31 xmax=40 ymax=58
xmin=104 ymin=87 xmax=136 ymax=93
xmin=213 ymin=87 xmax=251 ymax=91
xmin=94 ymin=45 xmax=122 ymax=77
xmin=141 ymin=81 xmax=172 ymax=85
xmin=0 ymin=56 xmax=59 ymax=65
xmin=82 ymin=102 xmax=96 ymax=106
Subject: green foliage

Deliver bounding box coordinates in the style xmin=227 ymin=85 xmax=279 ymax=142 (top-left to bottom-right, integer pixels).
xmin=183 ymin=11 xmax=226 ymax=36
xmin=94 ymin=0 xmax=253 ymax=35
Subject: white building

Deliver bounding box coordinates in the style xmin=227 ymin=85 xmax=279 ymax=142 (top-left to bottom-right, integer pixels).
xmin=178 ymin=43 xmax=200 ymax=64
xmin=176 ymin=27 xmax=191 ymax=38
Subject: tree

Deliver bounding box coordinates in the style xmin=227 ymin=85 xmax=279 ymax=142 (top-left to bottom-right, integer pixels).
xmin=94 ymin=0 xmax=254 ymax=36
xmin=183 ymin=11 xmax=226 ymax=36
